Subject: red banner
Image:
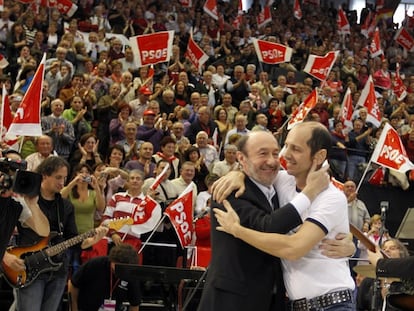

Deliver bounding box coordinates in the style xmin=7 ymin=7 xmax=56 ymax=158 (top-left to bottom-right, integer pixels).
xmin=257 ymin=6 xmax=272 ymax=29
xmin=337 ymin=7 xmax=350 ymax=35
xmin=252 ymin=39 xmax=292 ymax=65
xmin=356 ymin=75 xmax=381 ymax=128
xmin=303 ymin=51 xmax=339 ymax=81
xmin=203 ymin=0 xmax=218 ymax=20
xmin=164 ymin=184 xmax=194 ymax=248
xmin=394 ymin=27 xmax=414 ymax=51
xmin=369 ymin=28 xmax=383 ymax=58
xmin=7 ymin=54 xmax=44 ymax=137
xmin=370 ymin=123 xmax=414 ymax=172
xmin=130 ymin=195 xmax=162 ymax=234
xmin=287 ymin=89 xmax=318 ymax=130
xmin=130 ymin=31 xmax=174 ymax=67
xmin=41 ymin=0 xmax=77 ymax=17
xmin=185 ymin=36 xmax=209 ymax=71
xmin=393 ymin=63 xmax=407 ymax=101
xmin=294 ymin=0 xmax=302 ymax=20
xmin=179 ymin=0 xmax=192 ymax=8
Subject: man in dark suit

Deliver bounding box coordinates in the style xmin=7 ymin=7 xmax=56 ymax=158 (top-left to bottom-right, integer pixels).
xmin=198 ymin=131 xmax=330 ymax=311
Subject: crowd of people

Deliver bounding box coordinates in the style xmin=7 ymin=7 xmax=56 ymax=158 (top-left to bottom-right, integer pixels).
xmin=0 ymin=0 xmax=414 ymax=310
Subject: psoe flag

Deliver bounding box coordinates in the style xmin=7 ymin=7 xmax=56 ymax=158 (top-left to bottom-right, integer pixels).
xmin=185 ymin=36 xmax=209 ymax=71
xmin=370 ymin=123 xmax=414 ymax=173
xmin=394 ymin=27 xmax=414 ymax=51
xmin=304 ymin=50 xmax=339 ymax=81
xmin=252 ymin=39 xmax=292 ymax=65
xmin=130 ymin=31 xmax=174 ymax=67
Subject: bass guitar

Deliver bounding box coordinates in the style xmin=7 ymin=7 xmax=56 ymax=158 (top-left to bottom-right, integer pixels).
xmin=1 ymin=217 xmax=132 ymax=288
xmin=350 ymin=224 xmax=414 ymax=311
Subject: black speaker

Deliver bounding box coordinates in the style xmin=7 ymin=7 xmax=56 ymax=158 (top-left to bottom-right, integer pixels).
xmin=13 ymin=170 xmax=42 ymax=197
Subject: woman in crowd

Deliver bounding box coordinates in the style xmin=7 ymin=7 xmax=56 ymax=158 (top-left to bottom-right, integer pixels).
xmin=109 ymin=102 xmax=133 ymax=146
xmin=62 ymin=95 xmax=93 ymax=144
xmin=152 ymin=136 xmax=180 ymax=180
xmin=184 ymin=146 xmax=209 ymax=192
xmin=70 ymin=133 xmax=103 ymax=170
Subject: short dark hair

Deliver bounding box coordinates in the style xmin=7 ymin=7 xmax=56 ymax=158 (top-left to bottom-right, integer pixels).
xmin=108 ymin=244 xmax=139 ymax=264
xmin=35 ymin=156 xmax=69 ymax=176
xmin=302 ymin=121 xmax=332 ymax=157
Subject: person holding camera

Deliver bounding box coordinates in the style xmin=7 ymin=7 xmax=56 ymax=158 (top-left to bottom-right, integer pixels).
xmin=60 ymin=163 xmax=106 ymax=271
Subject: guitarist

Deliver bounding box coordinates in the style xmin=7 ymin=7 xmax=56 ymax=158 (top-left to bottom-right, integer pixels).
xmin=13 ymin=156 xmax=108 ymax=311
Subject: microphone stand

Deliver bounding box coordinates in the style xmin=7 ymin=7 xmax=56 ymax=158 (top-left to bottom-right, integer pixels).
xmin=371 ymin=202 xmax=389 ymax=311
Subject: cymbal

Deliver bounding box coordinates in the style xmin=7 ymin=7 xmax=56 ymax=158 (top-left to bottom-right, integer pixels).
xmin=353 ymin=264 xmax=376 ymax=278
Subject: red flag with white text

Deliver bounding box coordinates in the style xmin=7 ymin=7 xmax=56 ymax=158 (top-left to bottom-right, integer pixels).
xmin=7 ymin=54 xmax=44 ymax=137
xmin=394 ymin=27 xmax=414 ymax=51
xmin=203 ymin=0 xmax=218 ymax=20
xmin=257 ymin=6 xmax=272 ymax=29
xmin=337 ymin=7 xmax=350 ymax=35
xmin=287 ymin=88 xmax=318 ymax=130
xmin=40 ymin=0 xmax=78 ymax=17
xmin=129 ymin=195 xmax=162 ymax=235
xmin=368 ymin=167 xmax=385 ymax=185
xmin=370 ymin=123 xmax=414 ymax=172
xmin=252 ymin=39 xmax=293 ymax=65
xmin=185 ymin=36 xmax=209 ymax=71
xmin=294 ymin=0 xmax=302 ymax=20
xmin=1 ymin=86 xmax=18 ymax=147
xmin=361 ymin=11 xmax=373 ymax=38
xmin=393 ymin=63 xmax=407 ymax=101
xmin=164 ymin=184 xmax=194 ymax=248
xmin=129 ymin=31 xmax=174 ymax=67
xmin=339 ymin=87 xmax=354 ymax=129
xmin=303 ymin=51 xmax=339 ymax=81
xmin=356 ymin=75 xmax=382 ymax=127
xmin=369 ymin=28 xmax=383 ymax=58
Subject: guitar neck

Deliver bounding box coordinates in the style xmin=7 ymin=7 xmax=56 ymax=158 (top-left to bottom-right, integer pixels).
xmin=45 ymin=229 xmax=96 ymax=257
xmin=349 ymin=223 xmax=389 ymax=258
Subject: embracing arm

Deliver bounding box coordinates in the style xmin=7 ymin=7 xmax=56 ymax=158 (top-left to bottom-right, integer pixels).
xmin=216 ymin=202 xmax=325 ymax=260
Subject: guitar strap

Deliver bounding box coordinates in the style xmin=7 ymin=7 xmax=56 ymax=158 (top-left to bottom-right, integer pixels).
xmin=55 ymin=195 xmax=65 ymax=237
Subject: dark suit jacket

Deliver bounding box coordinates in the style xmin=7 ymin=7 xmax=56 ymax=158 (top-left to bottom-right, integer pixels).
xmin=377 ymin=257 xmax=414 ymax=279
xmin=198 ymin=177 xmax=302 ymax=311
xmin=185 ymin=118 xmax=218 ymax=144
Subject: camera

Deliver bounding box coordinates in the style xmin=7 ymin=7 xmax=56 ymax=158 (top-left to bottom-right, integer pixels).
xmin=83 ymin=176 xmax=92 ymax=183
xmin=0 ymin=157 xmax=42 ymax=196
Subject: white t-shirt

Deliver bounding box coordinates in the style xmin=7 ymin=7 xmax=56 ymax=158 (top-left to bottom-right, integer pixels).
xmin=274 ymin=171 xmax=355 ymax=300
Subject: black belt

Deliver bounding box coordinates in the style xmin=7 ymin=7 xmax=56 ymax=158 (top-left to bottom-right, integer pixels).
xmin=289 ymin=289 xmax=353 ymax=311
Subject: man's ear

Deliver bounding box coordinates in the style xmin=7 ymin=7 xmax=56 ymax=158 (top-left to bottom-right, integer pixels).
xmin=313 ymin=149 xmax=327 ymax=166
xmin=236 ymin=151 xmax=245 ymax=166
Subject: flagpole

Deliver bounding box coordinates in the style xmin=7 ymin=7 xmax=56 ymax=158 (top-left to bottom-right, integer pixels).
xmin=356 ymin=160 xmax=372 ymax=192
xmin=138 ymin=214 xmax=166 ymax=254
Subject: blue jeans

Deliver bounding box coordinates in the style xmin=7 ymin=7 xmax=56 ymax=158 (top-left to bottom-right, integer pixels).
xmin=16 ymin=272 xmax=67 ymax=311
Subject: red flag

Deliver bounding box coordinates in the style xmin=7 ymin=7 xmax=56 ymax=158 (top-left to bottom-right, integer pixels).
xmin=164 ymin=184 xmax=194 ymax=248
xmin=252 ymin=39 xmax=293 ymax=65
xmin=287 ymin=88 xmax=318 ymax=130
xmin=129 ymin=31 xmax=174 ymax=67
xmin=394 ymin=27 xmax=414 ymax=51
xmin=337 ymin=7 xmax=350 ymax=35
xmin=7 ymin=54 xmax=45 ymax=137
xmin=185 ymin=35 xmax=209 ymax=71
xmin=368 ymin=167 xmax=385 ymax=185
xmin=303 ymin=51 xmax=339 ymax=82
xmin=40 ymin=0 xmax=78 ymax=17
xmin=232 ymin=15 xmax=243 ymax=30
xmin=361 ymin=11 xmax=372 ymax=38
xmin=129 ymin=195 xmax=162 ymax=234
xmin=339 ymin=87 xmax=353 ymax=129
xmin=356 ymin=75 xmax=382 ymax=127
xmin=376 ymin=0 xmax=384 ymax=10
xmin=393 ymin=63 xmax=407 ymax=101
xmin=257 ymin=6 xmax=272 ymax=29
xmin=179 ymin=0 xmax=192 ymax=8
xmin=293 ymin=0 xmax=302 ymax=20
xmin=203 ymin=0 xmax=218 ymax=20
xmin=1 ymin=86 xmax=18 ymax=147
xmin=0 ymin=53 xmax=8 ymax=69
xmin=150 ymin=163 xmax=170 ymax=191
xmin=0 ymin=0 xmax=3 ymax=11
xmin=369 ymin=28 xmax=383 ymax=58
xmin=370 ymin=123 xmax=414 ymax=172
